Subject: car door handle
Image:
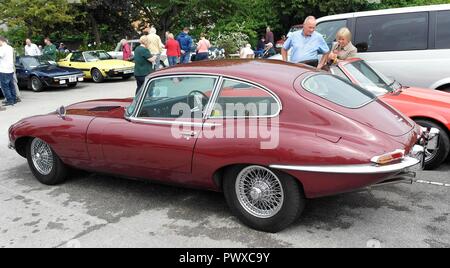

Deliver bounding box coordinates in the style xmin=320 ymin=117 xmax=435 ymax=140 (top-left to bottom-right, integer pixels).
xmin=180 ymin=131 xmax=197 ymax=137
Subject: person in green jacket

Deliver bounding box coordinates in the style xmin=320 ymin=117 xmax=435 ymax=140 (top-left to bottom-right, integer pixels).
xmin=43 ymin=38 xmax=57 ymax=61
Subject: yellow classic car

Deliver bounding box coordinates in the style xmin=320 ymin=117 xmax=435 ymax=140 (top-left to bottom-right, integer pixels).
xmin=58 ymin=50 xmax=135 ymax=83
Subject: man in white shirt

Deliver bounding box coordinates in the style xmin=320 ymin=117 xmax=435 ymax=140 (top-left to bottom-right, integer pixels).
xmin=0 ymin=36 xmax=17 ymax=106
xmin=24 ymin=38 xmax=41 ymax=56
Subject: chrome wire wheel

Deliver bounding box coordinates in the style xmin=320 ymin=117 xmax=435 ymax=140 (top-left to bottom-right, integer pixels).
xmin=235 ymin=166 xmax=284 ymax=219
xmin=30 ymin=138 xmax=53 ymax=175
xmin=424 ymin=147 xmax=438 ymax=163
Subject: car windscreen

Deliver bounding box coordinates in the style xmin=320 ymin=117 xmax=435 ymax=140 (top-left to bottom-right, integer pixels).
xmin=344 ymin=61 xmax=400 ymax=95
xmin=83 ymin=51 xmax=112 ymax=62
xmin=302 ymin=74 xmax=376 ymax=109
xmin=21 ymin=57 xmax=51 ymax=69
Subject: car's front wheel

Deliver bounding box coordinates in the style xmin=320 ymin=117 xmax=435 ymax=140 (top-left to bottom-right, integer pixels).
xmin=91 ymin=68 xmax=104 ymax=83
xmin=415 ymin=119 xmax=450 ymax=170
xmin=26 ymin=137 xmax=67 ymax=185
xmin=223 ymin=165 xmax=305 ymax=233
xmin=30 ymin=76 xmax=44 ymax=92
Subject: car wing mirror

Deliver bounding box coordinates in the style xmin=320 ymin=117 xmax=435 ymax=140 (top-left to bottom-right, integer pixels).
xmin=57 ymin=106 xmax=66 ymax=119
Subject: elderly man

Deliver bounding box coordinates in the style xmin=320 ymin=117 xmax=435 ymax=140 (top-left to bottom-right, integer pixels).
xmin=24 ymin=38 xmax=41 ymax=56
xmin=146 ymin=27 xmax=163 ymax=70
xmin=282 ymin=16 xmax=330 ymax=69
xmin=0 ymin=36 xmax=17 ymax=106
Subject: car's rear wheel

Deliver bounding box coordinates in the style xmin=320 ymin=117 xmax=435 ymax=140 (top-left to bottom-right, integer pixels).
xmin=91 ymin=68 xmax=104 ymax=83
xmin=67 ymin=82 xmax=77 ymax=88
xmin=30 ymin=76 xmax=44 ymax=92
xmin=26 ymin=137 xmax=67 ymax=185
xmin=223 ymin=165 xmax=305 ymax=233
xmin=414 ymin=119 xmax=450 ymax=170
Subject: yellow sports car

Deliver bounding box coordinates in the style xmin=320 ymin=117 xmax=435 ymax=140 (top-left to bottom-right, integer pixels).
xmin=58 ymin=50 xmax=135 ymax=83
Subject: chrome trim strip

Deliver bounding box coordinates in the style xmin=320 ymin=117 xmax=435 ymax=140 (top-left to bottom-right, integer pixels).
xmin=129 ymin=117 xmax=221 ymax=127
xmin=270 ymin=156 xmax=420 ymax=174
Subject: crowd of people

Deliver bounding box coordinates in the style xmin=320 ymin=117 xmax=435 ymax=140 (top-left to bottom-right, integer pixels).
xmin=132 ymin=26 xmax=214 ymax=93
xmin=2 ymin=16 xmax=358 ymax=109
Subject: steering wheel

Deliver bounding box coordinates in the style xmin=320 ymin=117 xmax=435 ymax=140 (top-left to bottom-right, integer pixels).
xmin=187 ymin=90 xmax=209 ymax=113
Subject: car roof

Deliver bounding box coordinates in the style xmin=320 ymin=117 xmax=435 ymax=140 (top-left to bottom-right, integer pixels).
xmin=152 ymin=59 xmax=316 ymax=88
xmin=317 ymin=4 xmax=450 ymax=22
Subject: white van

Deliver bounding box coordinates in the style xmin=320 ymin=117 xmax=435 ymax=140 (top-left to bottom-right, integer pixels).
xmin=316 ymin=4 xmax=450 ymax=91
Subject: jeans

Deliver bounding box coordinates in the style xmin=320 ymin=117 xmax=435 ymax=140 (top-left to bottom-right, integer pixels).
xmin=135 ymin=75 xmax=146 ymax=95
xmin=0 ymin=72 xmax=16 ymax=105
xmin=168 ymin=56 xmax=178 ymax=66
xmin=153 ymin=53 xmax=161 ymax=70
xmin=180 ymin=52 xmax=191 ymax=64
xmin=195 ymin=52 xmax=209 ymax=61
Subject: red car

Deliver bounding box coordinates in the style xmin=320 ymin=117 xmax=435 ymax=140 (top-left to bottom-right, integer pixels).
xmin=330 ymin=58 xmax=450 ymax=169
xmin=8 ymin=60 xmax=438 ymax=232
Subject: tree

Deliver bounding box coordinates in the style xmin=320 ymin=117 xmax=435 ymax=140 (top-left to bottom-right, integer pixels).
xmin=0 ymin=0 xmax=75 ymax=37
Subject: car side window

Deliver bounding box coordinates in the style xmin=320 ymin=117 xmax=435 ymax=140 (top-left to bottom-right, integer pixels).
xmin=436 ymin=11 xmax=450 ymax=49
xmin=355 ymin=12 xmax=428 ymax=52
xmin=71 ymin=52 xmax=84 ymax=62
xmin=303 ymin=74 xmax=375 ymax=109
xmin=210 ymin=79 xmax=280 ymax=118
xmin=316 ymin=20 xmax=347 ymax=49
xmin=137 ymin=76 xmax=217 ymax=119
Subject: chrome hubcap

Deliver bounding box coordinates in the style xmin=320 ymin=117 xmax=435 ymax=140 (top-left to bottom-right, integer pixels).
xmin=32 ymin=78 xmax=41 ymax=90
xmin=236 ymin=166 xmax=284 ymax=219
xmin=31 ymin=138 xmax=53 ymax=175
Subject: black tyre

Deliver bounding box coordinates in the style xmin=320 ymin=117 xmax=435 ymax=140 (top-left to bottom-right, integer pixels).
xmin=415 ymin=119 xmax=450 ymax=170
xmin=223 ymin=165 xmax=305 ymax=233
xmin=26 ymin=137 xmax=67 ymax=185
xmin=30 ymin=76 xmax=44 ymax=92
xmin=440 ymin=86 xmax=450 ymax=93
xmin=67 ymin=82 xmax=77 ymax=88
xmin=91 ymin=68 xmax=104 ymax=83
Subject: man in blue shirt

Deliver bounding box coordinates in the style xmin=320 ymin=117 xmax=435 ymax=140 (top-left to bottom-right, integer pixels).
xmin=282 ymin=16 xmax=330 ymax=69
xmin=177 ymin=27 xmax=193 ymax=64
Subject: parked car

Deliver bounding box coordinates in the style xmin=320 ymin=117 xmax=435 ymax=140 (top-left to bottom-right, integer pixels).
xmin=108 ymin=39 xmax=169 ymax=68
xmin=315 ymin=4 xmax=450 ymax=91
xmin=8 ymin=60 xmax=438 ymax=232
xmin=58 ymin=50 xmax=135 ymax=83
xmin=14 ymin=56 xmax=84 ymax=92
xmin=330 ymin=58 xmax=450 ymax=169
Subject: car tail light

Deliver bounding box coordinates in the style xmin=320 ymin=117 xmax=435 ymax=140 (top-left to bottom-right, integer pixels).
xmin=371 ymin=149 xmax=405 ymax=165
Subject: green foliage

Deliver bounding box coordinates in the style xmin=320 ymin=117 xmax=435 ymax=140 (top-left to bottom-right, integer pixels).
xmin=211 ymin=27 xmax=250 ymax=56
xmin=0 ymin=0 xmax=75 ymax=37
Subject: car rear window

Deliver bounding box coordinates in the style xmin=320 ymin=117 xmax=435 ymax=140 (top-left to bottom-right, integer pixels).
xmin=302 ymin=74 xmax=376 ymax=109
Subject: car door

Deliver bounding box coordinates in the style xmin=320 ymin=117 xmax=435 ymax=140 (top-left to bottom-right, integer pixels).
xmin=15 ymin=58 xmax=29 ymax=88
xmin=99 ymin=75 xmax=219 ymax=180
xmin=66 ymin=52 xmax=91 ymax=77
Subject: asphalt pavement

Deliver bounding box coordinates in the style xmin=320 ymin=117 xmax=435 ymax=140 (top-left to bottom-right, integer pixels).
xmin=0 ymin=78 xmax=449 ymax=248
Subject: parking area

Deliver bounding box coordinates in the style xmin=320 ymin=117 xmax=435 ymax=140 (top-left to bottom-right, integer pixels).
xmin=0 ymin=80 xmax=449 ymax=248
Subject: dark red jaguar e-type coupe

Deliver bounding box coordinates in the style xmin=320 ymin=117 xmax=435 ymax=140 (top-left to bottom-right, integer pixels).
xmin=8 ymin=60 xmax=439 ymax=232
